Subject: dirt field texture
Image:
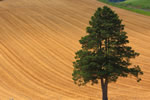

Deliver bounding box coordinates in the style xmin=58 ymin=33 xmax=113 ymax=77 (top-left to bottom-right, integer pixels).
xmin=0 ymin=0 xmax=150 ymax=100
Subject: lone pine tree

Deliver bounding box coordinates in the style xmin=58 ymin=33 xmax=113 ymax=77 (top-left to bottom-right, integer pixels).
xmin=72 ymin=6 xmax=143 ymax=100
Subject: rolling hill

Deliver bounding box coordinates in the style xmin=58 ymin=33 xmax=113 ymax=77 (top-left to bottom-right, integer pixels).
xmin=0 ymin=0 xmax=150 ymax=100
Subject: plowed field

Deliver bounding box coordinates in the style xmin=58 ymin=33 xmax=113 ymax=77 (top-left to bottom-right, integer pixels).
xmin=0 ymin=0 xmax=150 ymax=100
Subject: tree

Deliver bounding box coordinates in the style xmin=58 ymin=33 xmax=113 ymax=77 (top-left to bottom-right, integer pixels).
xmin=72 ymin=6 xmax=143 ymax=100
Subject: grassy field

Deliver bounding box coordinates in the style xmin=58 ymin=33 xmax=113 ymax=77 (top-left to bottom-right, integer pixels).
xmin=121 ymin=0 xmax=150 ymax=9
xmin=98 ymin=0 xmax=150 ymax=16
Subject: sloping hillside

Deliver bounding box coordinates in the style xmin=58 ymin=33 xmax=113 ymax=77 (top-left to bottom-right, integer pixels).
xmin=0 ymin=0 xmax=150 ymax=100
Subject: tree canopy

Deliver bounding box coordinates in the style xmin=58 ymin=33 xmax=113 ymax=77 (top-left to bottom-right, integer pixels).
xmin=72 ymin=6 xmax=143 ymax=100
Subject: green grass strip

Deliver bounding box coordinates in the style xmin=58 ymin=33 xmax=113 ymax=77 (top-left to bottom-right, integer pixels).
xmin=98 ymin=0 xmax=150 ymax=16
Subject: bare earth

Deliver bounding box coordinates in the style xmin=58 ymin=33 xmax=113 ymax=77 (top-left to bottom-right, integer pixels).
xmin=0 ymin=0 xmax=150 ymax=100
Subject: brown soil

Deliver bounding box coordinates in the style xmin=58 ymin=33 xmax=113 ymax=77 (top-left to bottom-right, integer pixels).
xmin=0 ymin=0 xmax=150 ymax=100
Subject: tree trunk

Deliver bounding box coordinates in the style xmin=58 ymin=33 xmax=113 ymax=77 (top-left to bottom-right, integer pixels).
xmin=101 ymin=78 xmax=108 ymax=100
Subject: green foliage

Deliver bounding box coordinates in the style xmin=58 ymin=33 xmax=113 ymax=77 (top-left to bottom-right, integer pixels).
xmin=72 ymin=6 xmax=143 ymax=86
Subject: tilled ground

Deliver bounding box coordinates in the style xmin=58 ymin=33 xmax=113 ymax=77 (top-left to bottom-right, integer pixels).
xmin=0 ymin=0 xmax=150 ymax=100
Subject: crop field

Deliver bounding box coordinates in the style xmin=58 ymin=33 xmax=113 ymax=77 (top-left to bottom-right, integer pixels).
xmin=98 ymin=0 xmax=150 ymax=16
xmin=0 ymin=0 xmax=150 ymax=100
xmin=120 ymin=0 xmax=150 ymax=9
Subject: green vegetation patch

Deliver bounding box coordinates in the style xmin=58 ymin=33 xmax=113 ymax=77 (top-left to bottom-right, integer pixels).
xmin=98 ymin=0 xmax=150 ymax=16
xmin=121 ymin=0 xmax=150 ymax=9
